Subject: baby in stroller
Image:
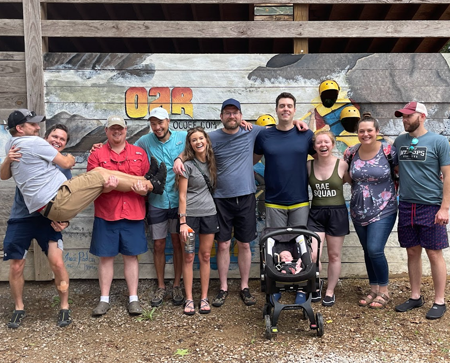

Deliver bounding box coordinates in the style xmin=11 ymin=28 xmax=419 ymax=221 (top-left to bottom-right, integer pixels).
xmin=277 ymin=250 xmax=304 ymax=274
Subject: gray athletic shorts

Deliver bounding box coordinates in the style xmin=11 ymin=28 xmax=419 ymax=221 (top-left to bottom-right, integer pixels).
xmin=265 ymin=202 xmax=310 ymax=228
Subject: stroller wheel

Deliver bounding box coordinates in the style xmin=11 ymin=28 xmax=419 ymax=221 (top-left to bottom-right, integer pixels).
xmin=264 ymin=314 xmax=272 ymax=339
xmin=316 ymin=313 xmax=324 ymax=337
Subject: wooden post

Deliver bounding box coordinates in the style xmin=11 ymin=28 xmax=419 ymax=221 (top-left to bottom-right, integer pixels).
xmin=293 ymin=4 xmax=309 ymax=55
xmin=23 ymin=0 xmax=53 ymax=281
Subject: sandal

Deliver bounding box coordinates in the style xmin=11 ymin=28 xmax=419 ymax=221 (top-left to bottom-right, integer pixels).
xmin=199 ymin=298 xmax=211 ymax=314
xmin=359 ymin=291 xmax=377 ymax=307
xmin=369 ymin=293 xmax=390 ymax=309
xmin=183 ymin=299 xmax=195 ymax=316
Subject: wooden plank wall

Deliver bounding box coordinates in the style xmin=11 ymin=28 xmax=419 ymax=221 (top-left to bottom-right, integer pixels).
xmin=3 ymin=52 xmax=449 ymax=281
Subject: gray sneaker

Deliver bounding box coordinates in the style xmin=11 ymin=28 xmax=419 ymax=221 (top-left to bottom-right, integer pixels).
xmin=128 ymin=301 xmax=143 ymax=315
xmin=92 ymin=301 xmax=110 ymax=316
xmin=151 ymin=287 xmax=167 ymax=307
xmin=172 ymin=286 xmax=185 ymax=306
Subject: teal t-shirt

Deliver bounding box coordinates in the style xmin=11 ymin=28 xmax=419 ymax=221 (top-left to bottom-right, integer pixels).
xmin=135 ymin=129 xmax=187 ymax=209
xmin=394 ymin=131 xmax=450 ymax=205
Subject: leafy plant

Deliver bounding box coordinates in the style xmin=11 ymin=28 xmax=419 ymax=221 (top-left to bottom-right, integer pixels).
xmin=51 ymin=296 xmax=73 ymax=308
xmin=136 ymin=307 xmax=157 ymax=322
xmin=174 ymin=348 xmax=189 ymax=357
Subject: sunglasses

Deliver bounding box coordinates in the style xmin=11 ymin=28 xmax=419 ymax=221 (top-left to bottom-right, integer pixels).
xmin=408 ymin=137 xmax=419 ymax=153
xmin=18 ymin=111 xmax=36 ymax=123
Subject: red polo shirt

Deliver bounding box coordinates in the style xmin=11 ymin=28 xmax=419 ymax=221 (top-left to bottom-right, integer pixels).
xmin=87 ymin=142 xmax=149 ymax=221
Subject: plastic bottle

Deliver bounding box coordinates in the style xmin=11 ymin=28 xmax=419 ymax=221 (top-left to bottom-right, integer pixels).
xmin=296 ymin=235 xmax=307 ymax=255
xmin=185 ymin=228 xmax=195 ymax=253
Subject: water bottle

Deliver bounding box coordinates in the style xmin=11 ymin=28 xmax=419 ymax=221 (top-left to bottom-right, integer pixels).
xmin=185 ymin=228 xmax=195 ymax=254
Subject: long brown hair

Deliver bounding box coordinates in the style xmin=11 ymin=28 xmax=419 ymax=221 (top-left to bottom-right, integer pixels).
xmin=184 ymin=126 xmax=217 ymax=188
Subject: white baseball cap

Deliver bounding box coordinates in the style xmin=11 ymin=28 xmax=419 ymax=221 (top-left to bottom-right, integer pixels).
xmin=149 ymin=107 xmax=169 ymax=120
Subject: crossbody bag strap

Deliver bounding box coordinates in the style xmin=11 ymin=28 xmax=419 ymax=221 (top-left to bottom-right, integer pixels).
xmin=191 ymin=159 xmax=214 ymax=195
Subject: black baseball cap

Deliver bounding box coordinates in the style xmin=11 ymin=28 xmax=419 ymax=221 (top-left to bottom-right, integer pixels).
xmin=221 ymin=98 xmax=241 ymax=111
xmin=7 ymin=109 xmax=46 ymax=130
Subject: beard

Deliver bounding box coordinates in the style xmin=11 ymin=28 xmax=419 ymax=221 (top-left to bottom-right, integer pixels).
xmin=155 ymin=128 xmax=170 ymax=140
xmin=404 ymin=116 xmax=420 ymax=133
xmin=223 ymin=120 xmax=240 ymax=130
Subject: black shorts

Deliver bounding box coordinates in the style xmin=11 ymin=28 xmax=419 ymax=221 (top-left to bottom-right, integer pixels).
xmin=214 ymin=194 xmax=257 ymax=243
xmin=186 ymin=215 xmax=220 ymax=235
xmin=307 ymin=205 xmax=349 ymax=237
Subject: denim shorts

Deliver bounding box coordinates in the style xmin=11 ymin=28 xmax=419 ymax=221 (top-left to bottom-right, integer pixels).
xmin=3 ymin=216 xmax=62 ymax=260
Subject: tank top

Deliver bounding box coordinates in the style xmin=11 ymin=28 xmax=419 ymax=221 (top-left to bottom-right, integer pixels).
xmin=309 ymin=159 xmax=345 ymax=207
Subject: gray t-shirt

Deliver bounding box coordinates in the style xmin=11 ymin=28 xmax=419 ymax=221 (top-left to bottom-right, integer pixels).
xmin=6 ymin=136 xmax=66 ymax=213
xmin=394 ymin=131 xmax=450 ymax=205
xmin=182 ymin=159 xmax=216 ymax=217
xmin=208 ymin=126 xmax=263 ymax=198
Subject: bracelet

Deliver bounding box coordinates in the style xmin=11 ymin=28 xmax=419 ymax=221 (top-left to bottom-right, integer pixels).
xmin=180 ymin=222 xmax=187 ymax=226
xmin=174 ymin=156 xmax=182 ymax=163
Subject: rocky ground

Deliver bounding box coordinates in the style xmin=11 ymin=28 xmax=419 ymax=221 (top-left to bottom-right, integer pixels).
xmin=0 ymin=277 xmax=449 ymax=363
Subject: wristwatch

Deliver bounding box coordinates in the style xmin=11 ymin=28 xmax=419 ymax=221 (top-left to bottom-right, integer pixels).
xmin=179 ymin=213 xmax=187 ymax=218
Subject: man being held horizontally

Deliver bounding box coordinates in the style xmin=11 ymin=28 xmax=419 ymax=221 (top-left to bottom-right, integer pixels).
xmin=393 ymin=102 xmax=450 ymax=320
xmin=4 ymin=109 xmax=167 ymax=223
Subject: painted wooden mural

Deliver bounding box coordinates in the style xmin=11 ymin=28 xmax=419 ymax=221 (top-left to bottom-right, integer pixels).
xmin=1 ymin=53 xmax=450 ymax=280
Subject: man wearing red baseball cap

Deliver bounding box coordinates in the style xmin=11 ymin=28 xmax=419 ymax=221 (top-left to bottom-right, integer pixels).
xmin=393 ymin=101 xmax=450 ymax=320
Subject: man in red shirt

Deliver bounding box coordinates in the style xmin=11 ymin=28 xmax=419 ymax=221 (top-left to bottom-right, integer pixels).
xmin=87 ymin=116 xmax=150 ymax=316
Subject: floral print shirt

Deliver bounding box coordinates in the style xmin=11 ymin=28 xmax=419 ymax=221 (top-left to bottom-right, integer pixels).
xmin=346 ymin=144 xmax=398 ymax=226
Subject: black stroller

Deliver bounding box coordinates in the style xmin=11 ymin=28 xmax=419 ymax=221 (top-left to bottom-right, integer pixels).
xmin=260 ymin=227 xmax=324 ymax=338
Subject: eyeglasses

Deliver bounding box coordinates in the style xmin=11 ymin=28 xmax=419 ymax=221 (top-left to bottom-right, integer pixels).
xmin=223 ymin=111 xmax=240 ymax=117
xmin=408 ymin=137 xmax=419 ymax=153
xmin=109 ymin=155 xmax=128 ymax=165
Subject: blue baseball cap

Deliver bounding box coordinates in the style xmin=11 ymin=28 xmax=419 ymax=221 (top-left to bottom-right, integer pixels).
xmin=221 ymin=98 xmax=241 ymax=111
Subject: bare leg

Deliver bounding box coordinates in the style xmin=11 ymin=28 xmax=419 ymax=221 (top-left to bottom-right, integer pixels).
xmin=237 ymin=240 xmax=251 ymax=290
xmin=9 ymin=259 xmax=26 ymax=310
xmin=325 ymin=235 xmax=344 ymax=297
xmin=182 ymin=248 xmax=194 ymax=301
xmin=47 ymin=242 xmax=70 ymax=309
xmin=170 ymin=233 xmax=183 ymax=287
xmin=406 ymin=245 xmax=423 ymax=299
xmin=199 ymin=234 xmax=214 ymax=300
xmin=98 ymin=257 xmax=114 ymax=297
xmin=311 ymin=232 xmax=325 ymax=271
xmin=216 ymin=240 xmax=231 ymax=291
xmin=426 ymin=249 xmax=447 ymax=305
xmin=123 ymin=255 xmax=139 ymax=297
xmin=153 ymin=238 xmax=166 ymax=289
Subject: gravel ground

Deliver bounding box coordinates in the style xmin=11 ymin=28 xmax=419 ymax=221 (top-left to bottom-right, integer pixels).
xmin=0 ymin=277 xmax=449 ymax=363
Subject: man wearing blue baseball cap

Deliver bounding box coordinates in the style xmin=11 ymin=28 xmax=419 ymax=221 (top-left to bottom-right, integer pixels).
xmin=393 ymin=101 xmax=450 ymax=320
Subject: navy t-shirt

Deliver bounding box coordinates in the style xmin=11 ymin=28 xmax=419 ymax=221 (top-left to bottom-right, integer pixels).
xmin=254 ymin=127 xmax=315 ymax=205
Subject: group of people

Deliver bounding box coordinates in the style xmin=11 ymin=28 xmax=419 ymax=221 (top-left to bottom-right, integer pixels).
xmin=2 ymin=91 xmax=449 ymax=328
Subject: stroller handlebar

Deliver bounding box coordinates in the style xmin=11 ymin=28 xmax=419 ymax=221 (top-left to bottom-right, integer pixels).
xmin=260 ymin=227 xmax=322 ymax=249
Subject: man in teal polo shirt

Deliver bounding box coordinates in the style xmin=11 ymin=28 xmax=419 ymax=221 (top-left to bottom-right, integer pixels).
xmin=135 ymin=107 xmax=186 ymax=307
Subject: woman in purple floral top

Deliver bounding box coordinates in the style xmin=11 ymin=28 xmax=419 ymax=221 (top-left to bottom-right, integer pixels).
xmin=344 ymin=112 xmax=398 ymax=309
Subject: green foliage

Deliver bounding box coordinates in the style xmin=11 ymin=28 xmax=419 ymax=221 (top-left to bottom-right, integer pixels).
xmin=136 ymin=307 xmax=157 ymax=322
xmin=174 ymin=348 xmax=189 ymax=357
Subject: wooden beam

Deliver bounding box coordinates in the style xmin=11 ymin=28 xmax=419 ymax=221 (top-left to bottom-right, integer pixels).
xmin=30 ymin=20 xmax=450 ymax=38
xmin=293 ymin=4 xmax=308 ymax=54
xmin=35 ymin=0 xmax=450 ymax=4
xmin=23 ymin=0 xmax=45 ymax=114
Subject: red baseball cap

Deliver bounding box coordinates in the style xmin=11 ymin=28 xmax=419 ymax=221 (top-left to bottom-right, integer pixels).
xmin=395 ymin=102 xmax=428 ymax=117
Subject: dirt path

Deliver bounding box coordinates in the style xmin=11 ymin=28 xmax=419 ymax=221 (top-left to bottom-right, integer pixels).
xmin=0 ymin=277 xmax=449 ymax=362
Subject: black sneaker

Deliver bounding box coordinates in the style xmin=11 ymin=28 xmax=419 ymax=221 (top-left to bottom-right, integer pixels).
xmin=322 ymin=295 xmax=335 ymax=307
xmin=146 ymin=161 xmax=167 ymax=195
xmin=395 ymin=296 xmax=424 ymax=312
xmin=57 ymin=309 xmax=72 ymax=327
xmin=426 ymin=303 xmax=446 ymax=320
xmin=7 ymin=310 xmax=26 ymax=329
xmin=212 ymin=290 xmax=228 ymax=307
xmin=240 ymin=288 xmax=256 ymax=306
